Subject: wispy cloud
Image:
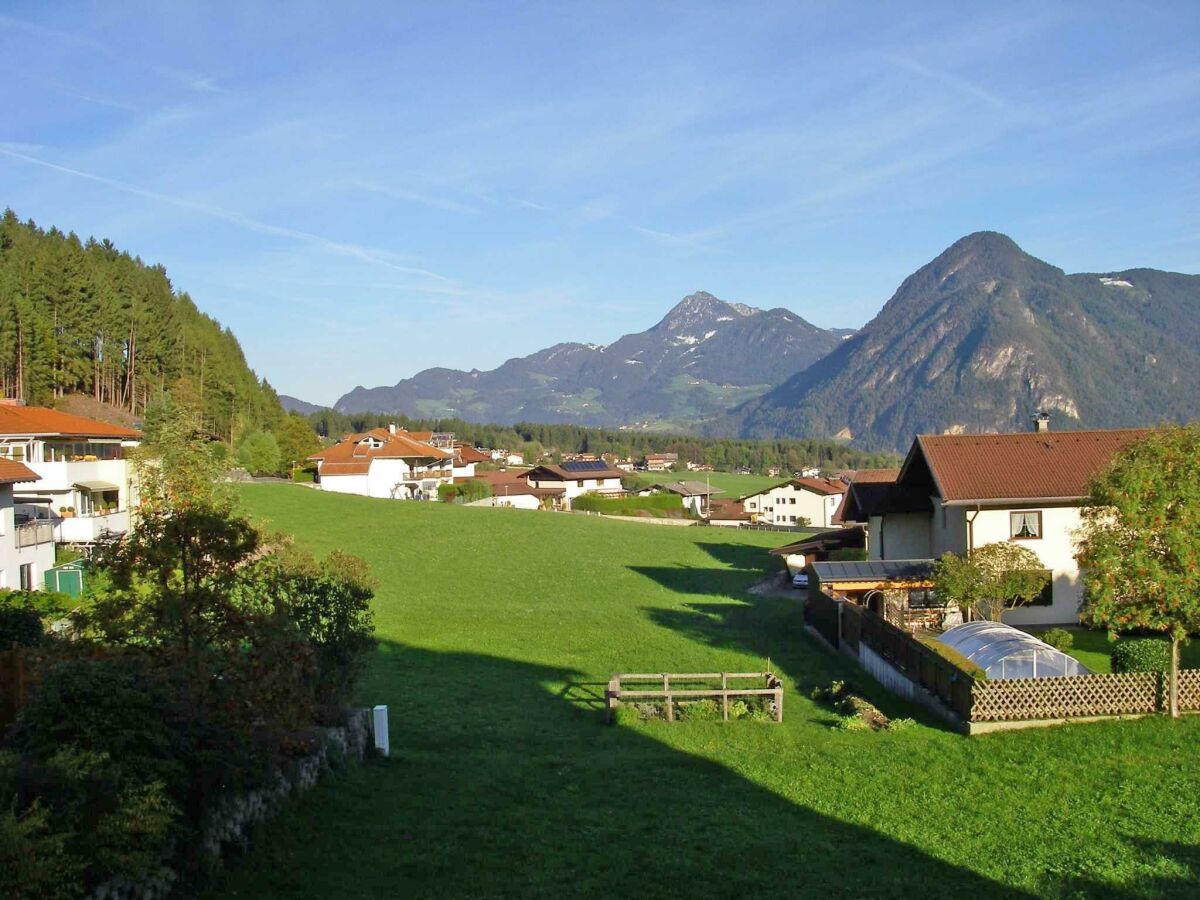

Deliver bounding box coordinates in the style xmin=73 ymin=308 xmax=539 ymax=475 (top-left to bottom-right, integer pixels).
xmin=350 ymin=179 xmax=480 ymax=215
xmin=0 ymin=146 xmax=447 ymax=280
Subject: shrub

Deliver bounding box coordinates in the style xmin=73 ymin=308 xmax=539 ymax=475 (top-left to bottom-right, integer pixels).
xmin=727 ymin=700 xmax=750 ymax=720
xmin=0 ymin=798 xmax=85 ymax=900
xmin=1040 ymin=628 xmax=1074 ymax=652
xmin=1112 ymin=637 xmax=1171 ymax=674
xmin=917 ymin=636 xmax=988 ymax=682
xmin=679 ymin=699 xmax=720 ymax=721
xmin=0 ymin=598 xmax=45 ymax=647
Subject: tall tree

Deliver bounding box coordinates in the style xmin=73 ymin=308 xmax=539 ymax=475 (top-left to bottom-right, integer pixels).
xmin=1077 ymin=426 xmax=1200 ymax=718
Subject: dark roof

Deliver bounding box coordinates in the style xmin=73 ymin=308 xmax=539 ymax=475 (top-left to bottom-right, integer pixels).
xmin=769 ymin=527 xmax=865 ymax=557
xmin=810 ymin=559 xmax=934 ymax=584
xmin=520 ymin=463 xmax=625 ymax=481
xmin=908 ymin=429 xmax=1152 ymax=505
xmin=837 ymin=468 xmax=934 ymax=521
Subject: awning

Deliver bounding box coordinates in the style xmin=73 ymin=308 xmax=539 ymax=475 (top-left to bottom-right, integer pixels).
xmin=74 ymin=480 xmax=120 ymax=492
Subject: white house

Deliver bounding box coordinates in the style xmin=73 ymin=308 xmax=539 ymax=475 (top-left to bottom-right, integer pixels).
xmin=452 ymin=443 xmax=488 ymax=480
xmin=0 ymin=459 xmax=55 ymax=591
xmin=741 ymin=477 xmax=847 ymax=528
xmin=843 ymin=425 xmax=1151 ymax=626
xmin=0 ymin=403 xmax=141 ymax=545
xmin=520 ymin=460 xmax=626 ymax=504
xmin=308 ymin=425 xmax=455 ymax=499
xmin=642 ymin=453 xmax=678 ymax=472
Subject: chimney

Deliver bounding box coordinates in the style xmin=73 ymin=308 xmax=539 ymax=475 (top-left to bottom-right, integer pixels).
xmin=1033 ymin=412 xmax=1050 ymax=433
xmin=388 ymin=423 xmax=397 ymax=435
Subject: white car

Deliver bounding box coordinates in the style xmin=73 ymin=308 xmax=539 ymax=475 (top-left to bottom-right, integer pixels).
xmin=791 ymin=571 xmax=809 ymax=590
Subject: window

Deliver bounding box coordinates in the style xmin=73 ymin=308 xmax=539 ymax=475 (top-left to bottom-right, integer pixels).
xmin=19 ymin=563 xmax=34 ymax=591
xmin=789 ymin=516 xmax=797 ymax=523
xmin=908 ymin=588 xmax=939 ymax=609
xmin=1010 ymin=511 xmax=1042 ymax=539
xmin=789 ymin=497 xmax=796 ymax=505
xmin=577 ymin=480 xmax=584 ymax=488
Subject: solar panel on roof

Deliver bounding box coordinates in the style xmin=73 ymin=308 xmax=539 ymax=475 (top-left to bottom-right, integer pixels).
xmin=562 ymin=459 xmax=609 ymax=472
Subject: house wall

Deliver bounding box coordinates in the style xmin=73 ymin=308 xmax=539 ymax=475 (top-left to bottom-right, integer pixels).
xmin=876 ymin=512 xmax=932 ymax=559
xmin=967 ymin=504 xmax=1084 ymax=626
xmin=318 ymin=473 xmax=370 ymax=496
xmin=931 ymin=502 xmax=969 ymax=559
xmin=529 ymin=475 xmax=623 ymax=501
xmin=743 ymin=484 xmax=844 ymax=528
xmin=467 ymin=494 xmax=542 ymax=511
xmin=0 ymin=484 xmax=54 ymax=591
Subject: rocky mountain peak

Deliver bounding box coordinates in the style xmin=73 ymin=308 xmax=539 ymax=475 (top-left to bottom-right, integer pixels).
xmin=655 ymin=291 xmax=761 ymax=332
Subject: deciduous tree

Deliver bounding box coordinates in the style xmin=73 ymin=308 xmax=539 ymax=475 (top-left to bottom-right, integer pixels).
xmin=933 ymin=542 xmax=1050 ymax=623
xmin=1077 ymin=425 xmax=1200 ymax=717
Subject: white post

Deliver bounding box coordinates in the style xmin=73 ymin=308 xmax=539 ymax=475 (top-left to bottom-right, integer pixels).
xmin=372 ymin=705 xmax=390 ymax=757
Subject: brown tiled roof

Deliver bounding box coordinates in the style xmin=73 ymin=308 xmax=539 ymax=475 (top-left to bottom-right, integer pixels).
xmin=840 ymin=468 xmax=934 ymax=520
xmin=309 ymin=428 xmax=452 ymax=472
xmin=454 ymin=443 xmax=489 ymax=465
xmin=742 ymin=476 xmax=847 ymax=501
xmin=467 ymin=470 xmax=564 ymax=497
xmin=0 ymin=405 xmax=141 ymax=439
xmin=911 ymin=429 xmax=1153 ymax=504
xmin=708 ymin=500 xmax=750 ymax=521
xmin=0 ymin=459 xmax=40 ymax=484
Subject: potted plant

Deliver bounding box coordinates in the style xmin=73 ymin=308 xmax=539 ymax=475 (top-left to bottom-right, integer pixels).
xmin=59 ymin=505 xmax=74 ymax=519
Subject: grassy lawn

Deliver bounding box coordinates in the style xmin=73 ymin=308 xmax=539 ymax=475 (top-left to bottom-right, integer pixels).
xmin=634 ymin=470 xmax=785 ymax=499
xmin=207 ymin=486 xmax=1200 ymax=898
xmin=1034 ymin=627 xmax=1200 ymax=674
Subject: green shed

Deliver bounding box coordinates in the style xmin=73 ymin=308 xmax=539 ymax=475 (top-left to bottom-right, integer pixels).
xmin=43 ymin=562 xmax=86 ymax=598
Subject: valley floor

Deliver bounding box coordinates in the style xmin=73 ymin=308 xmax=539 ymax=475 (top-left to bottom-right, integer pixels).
xmin=207 ymin=486 xmax=1200 ymax=898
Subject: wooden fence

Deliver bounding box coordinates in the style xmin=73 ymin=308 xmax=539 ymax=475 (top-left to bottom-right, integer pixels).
xmin=605 ymin=672 xmax=783 ymax=723
xmin=970 ymin=672 xmax=1162 ymax=721
xmin=0 ymin=647 xmax=29 ymax=732
xmin=803 ymin=591 xmax=1200 ymax=727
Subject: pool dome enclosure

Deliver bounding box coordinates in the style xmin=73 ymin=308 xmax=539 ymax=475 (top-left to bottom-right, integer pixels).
xmin=936 ymin=622 xmax=1091 ymax=680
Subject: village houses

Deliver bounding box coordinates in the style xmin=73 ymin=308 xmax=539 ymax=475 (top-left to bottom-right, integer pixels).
xmin=742 ymin=477 xmax=848 ymax=528
xmin=0 ymin=459 xmax=53 ymax=591
xmin=308 ymin=425 xmax=456 ymax=499
xmin=827 ymin=419 xmax=1150 ymax=627
xmin=0 ymin=403 xmax=141 ymax=547
xmin=519 ymin=459 xmax=626 ymax=503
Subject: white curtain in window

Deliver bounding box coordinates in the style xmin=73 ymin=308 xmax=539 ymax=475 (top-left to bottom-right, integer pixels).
xmin=1012 ymin=512 xmax=1039 ymax=537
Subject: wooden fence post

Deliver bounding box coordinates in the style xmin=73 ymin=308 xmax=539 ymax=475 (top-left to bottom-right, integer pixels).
xmin=721 ymin=673 xmax=729 ymax=721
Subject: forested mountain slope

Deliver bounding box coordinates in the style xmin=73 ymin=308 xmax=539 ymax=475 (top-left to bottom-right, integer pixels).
xmin=0 ymin=210 xmax=284 ymax=438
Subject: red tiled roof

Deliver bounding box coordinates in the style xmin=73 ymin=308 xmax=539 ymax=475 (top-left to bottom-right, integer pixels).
xmin=467 ymin=470 xmax=564 ymax=497
xmin=837 ymin=469 xmax=902 ymax=522
xmin=0 ymin=459 xmax=40 ymax=484
xmin=742 ymin=476 xmax=847 ymax=500
xmin=454 ymin=443 xmax=489 ymax=465
xmin=309 ymin=428 xmax=453 ymax=472
xmin=0 ymin=405 xmax=141 ymax=439
xmin=911 ymin=429 xmax=1153 ymax=504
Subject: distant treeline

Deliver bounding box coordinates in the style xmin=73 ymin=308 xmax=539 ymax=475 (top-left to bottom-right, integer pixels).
xmin=0 ymin=210 xmax=284 ymax=440
xmin=306 ymin=410 xmax=898 ymax=473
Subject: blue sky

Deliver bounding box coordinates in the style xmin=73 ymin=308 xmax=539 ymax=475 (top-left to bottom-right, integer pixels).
xmin=2 ymin=2 xmax=1198 ymax=405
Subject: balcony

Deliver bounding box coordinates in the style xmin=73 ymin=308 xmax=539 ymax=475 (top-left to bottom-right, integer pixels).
xmin=57 ymin=510 xmax=130 ymax=544
xmin=404 ymin=469 xmax=452 ymax=482
xmin=15 ymin=521 xmax=54 ymax=548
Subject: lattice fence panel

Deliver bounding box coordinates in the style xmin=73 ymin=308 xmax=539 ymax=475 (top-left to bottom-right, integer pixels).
xmin=971 ymin=672 xmax=1159 ymax=722
xmin=1178 ymin=670 xmax=1200 ymax=711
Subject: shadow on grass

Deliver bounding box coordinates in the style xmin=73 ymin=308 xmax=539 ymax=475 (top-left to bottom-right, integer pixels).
xmin=207 ymin=639 xmax=1033 ymax=899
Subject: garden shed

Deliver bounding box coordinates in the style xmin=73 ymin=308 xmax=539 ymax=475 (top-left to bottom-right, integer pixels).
xmin=937 ymin=621 xmax=1090 ymax=680
xmin=43 ymin=561 xmax=86 ymax=598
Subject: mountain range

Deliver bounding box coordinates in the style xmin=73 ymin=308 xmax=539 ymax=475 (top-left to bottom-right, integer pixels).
xmin=735 ymin=232 xmax=1200 ymax=449
xmin=334 ymin=292 xmax=850 ymax=429
xmin=320 ymin=231 xmax=1200 ymax=450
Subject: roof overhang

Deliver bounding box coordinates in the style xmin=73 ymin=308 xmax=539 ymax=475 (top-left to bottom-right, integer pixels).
xmin=941 ymin=495 xmax=1085 ymax=507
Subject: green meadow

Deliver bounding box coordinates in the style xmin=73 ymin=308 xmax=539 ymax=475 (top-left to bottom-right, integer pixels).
xmin=207 ymin=486 xmax=1200 ymax=898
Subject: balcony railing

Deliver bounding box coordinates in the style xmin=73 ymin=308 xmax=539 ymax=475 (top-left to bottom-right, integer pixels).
xmin=15 ymin=521 xmax=54 ymax=548
xmin=404 ymin=469 xmax=452 ymax=481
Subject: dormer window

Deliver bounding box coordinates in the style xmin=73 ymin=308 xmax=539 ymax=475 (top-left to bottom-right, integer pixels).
xmin=1010 ymin=511 xmax=1042 ymax=540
